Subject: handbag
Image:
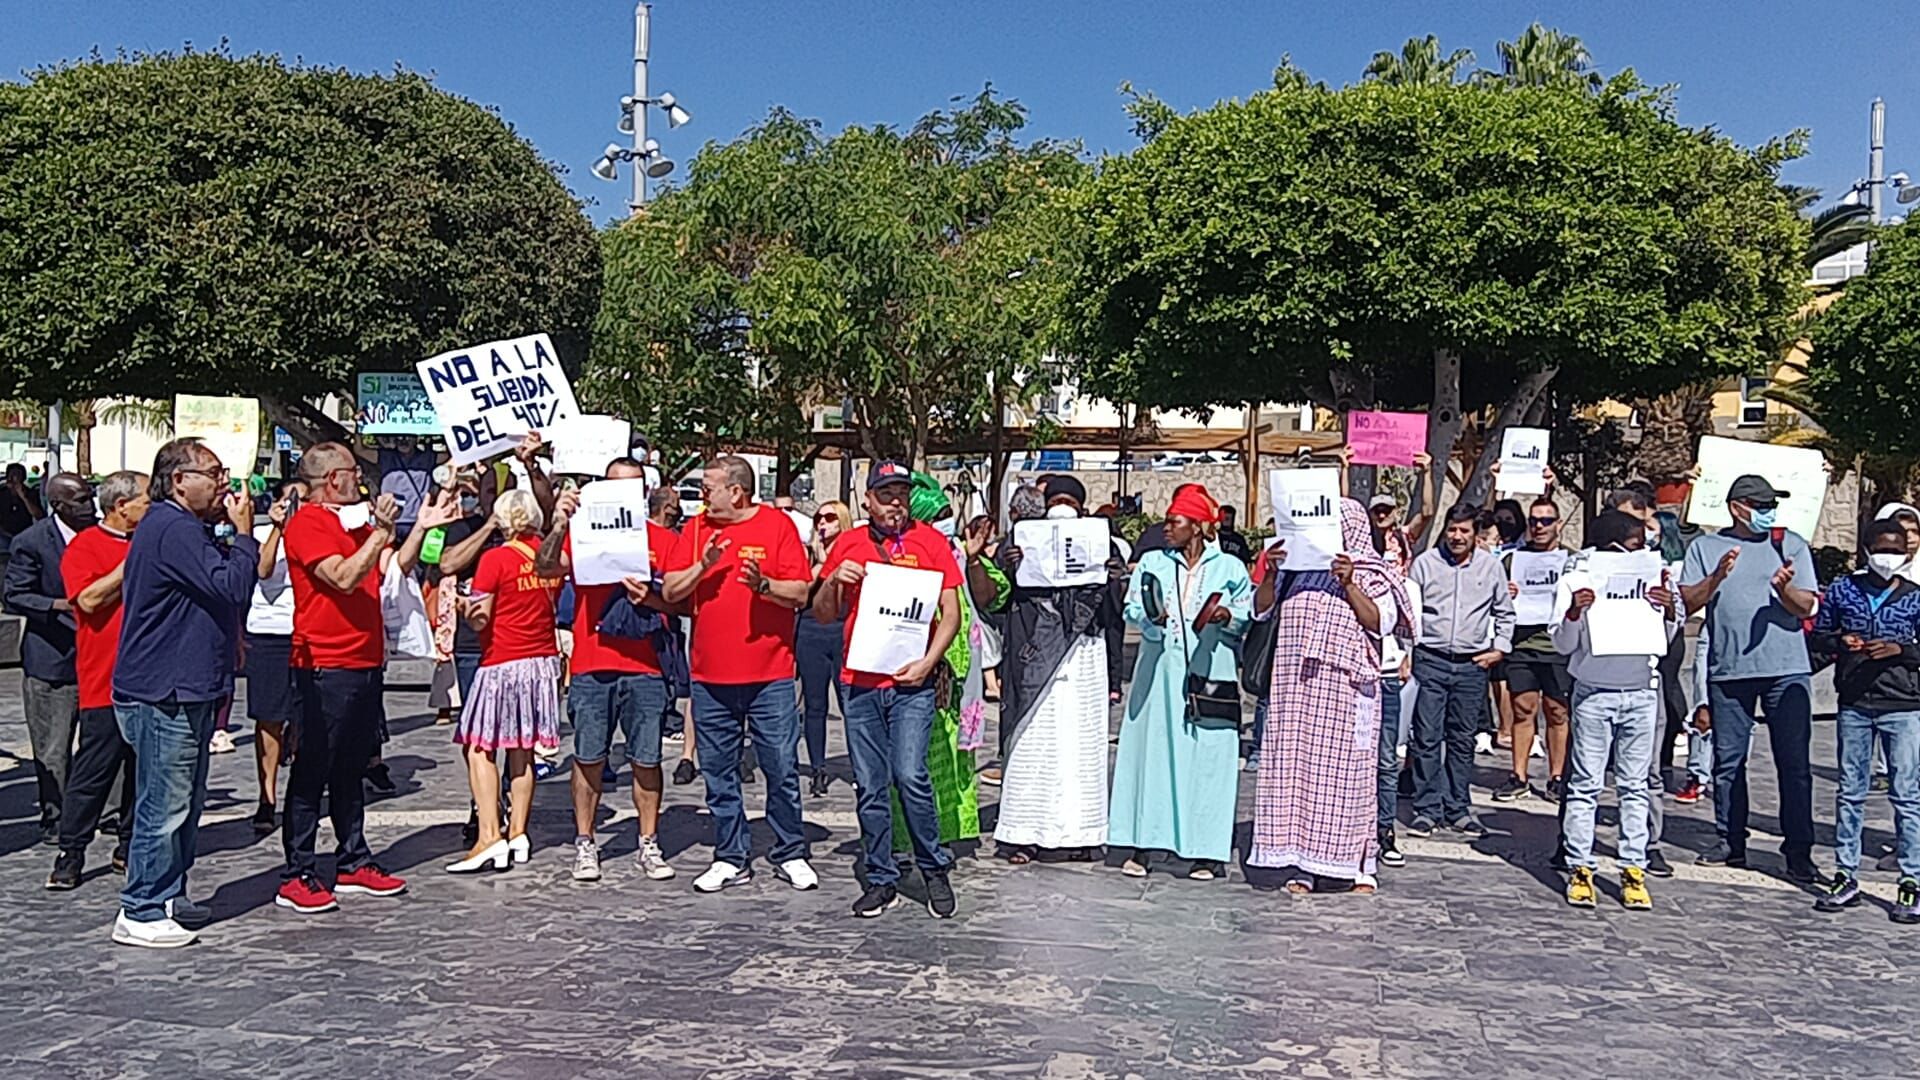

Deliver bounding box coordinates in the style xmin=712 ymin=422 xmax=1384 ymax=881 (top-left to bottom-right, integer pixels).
xmin=1171 ymin=555 xmax=1244 ymax=728
xmin=1239 ymin=576 xmax=1284 ymax=697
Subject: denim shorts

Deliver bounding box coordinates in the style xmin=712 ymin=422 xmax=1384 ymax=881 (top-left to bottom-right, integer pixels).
xmin=569 ymin=671 xmax=668 ymax=766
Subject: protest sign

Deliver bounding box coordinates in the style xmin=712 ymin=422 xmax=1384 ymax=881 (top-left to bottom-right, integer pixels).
xmin=356 ymin=373 xmax=439 ymax=436
xmin=550 ymin=415 xmax=633 ymax=477
xmin=846 ymin=563 xmax=944 ymax=675
xmin=416 ymin=332 xmax=581 ymax=466
xmin=1582 ymin=549 xmax=1669 ymax=657
xmin=1688 ymin=435 xmax=1826 ymax=540
xmin=568 ymin=478 xmax=652 ymax=586
xmin=173 ymin=395 xmax=260 ymax=475
xmin=1508 ymin=548 xmax=1568 ymax=626
xmin=1267 ymin=468 xmax=1344 ymax=570
xmin=1346 ymin=411 xmax=1427 ymax=467
xmin=1498 ymin=427 xmax=1551 ymax=495
xmin=1012 ymin=518 xmax=1111 ymax=589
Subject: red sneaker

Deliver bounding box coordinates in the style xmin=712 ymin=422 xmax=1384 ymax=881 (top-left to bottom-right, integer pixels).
xmin=1674 ymin=779 xmax=1704 ymax=805
xmin=275 ymin=875 xmax=339 ymax=914
xmin=335 ymin=864 xmax=408 ymax=897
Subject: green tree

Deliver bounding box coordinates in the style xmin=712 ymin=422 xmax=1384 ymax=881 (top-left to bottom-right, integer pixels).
xmin=1490 ymin=23 xmax=1604 ymax=90
xmin=1799 ymin=222 xmax=1920 ymax=488
xmin=588 ymin=89 xmax=1087 ymax=466
xmin=1363 ymin=35 xmax=1475 ymax=86
xmin=0 ymin=50 xmax=601 ymax=444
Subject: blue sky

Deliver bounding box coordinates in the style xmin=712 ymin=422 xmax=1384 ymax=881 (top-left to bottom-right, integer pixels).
xmin=4 ymin=1 xmax=1914 ymax=224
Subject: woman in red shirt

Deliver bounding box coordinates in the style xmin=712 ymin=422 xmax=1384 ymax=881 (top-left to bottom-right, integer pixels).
xmin=448 ymin=489 xmax=562 ymax=872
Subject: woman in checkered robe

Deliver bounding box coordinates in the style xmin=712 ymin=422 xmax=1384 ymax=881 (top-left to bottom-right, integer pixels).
xmin=1249 ymin=498 xmax=1411 ymax=892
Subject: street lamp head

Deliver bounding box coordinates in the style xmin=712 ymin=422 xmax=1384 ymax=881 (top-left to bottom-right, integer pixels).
xmin=645 ymin=155 xmax=675 ymax=179
xmin=589 ymin=155 xmax=620 ymax=182
xmin=1892 ymin=171 xmax=1912 ymax=188
xmin=658 ymin=91 xmax=691 ymax=128
xmin=1900 ymin=185 xmax=1920 ymax=206
xmin=1842 ymin=187 xmax=1863 ymax=207
xmin=617 ymin=111 xmax=635 ymax=135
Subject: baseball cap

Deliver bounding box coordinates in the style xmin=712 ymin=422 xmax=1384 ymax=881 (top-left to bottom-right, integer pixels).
xmin=1726 ymin=474 xmax=1787 ymax=505
xmin=1368 ymin=493 xmax=1397 ymax=510
xmin=867 ymin=460 xmax=913 ymax=490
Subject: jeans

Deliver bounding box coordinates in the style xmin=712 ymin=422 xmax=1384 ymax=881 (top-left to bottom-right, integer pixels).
xmin=690 ymin=679 xmax=808 ymax=867
xmin=843 ymin=683 xmax=952 ymax=887
xmin=794 ymin=616 xmax=846 ymax=775
xmin=284 ymin=668 xmax=384 ymax=881
xmin=58 ymin=706 xmax=134 ymax=853
xmin=24 ymin=676 xmax=78 ymax=827
xmin=1562 ymin=684 xmax=1658 ymax=871
xmin=570 ymin=671 xmax=669 ymax=766
xmin=1834 ymin=706 xmax=1920 ymax=877
xmin=1706 ymin=675 xmax=1814 ymax=857
xmin=114 ymin=698 xmax=218 ymax=922
xmin=1410 ymin=650 xmax=1489 ymax=822
xmin=1376 ymin=676 xmax=1405 ymax=828
xmin=1686 ymin=727 xmax=1714 ymax=784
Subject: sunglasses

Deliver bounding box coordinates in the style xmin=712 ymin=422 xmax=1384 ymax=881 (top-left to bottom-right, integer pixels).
xmin=1528 ymin=516 xmax=1559 ymax=528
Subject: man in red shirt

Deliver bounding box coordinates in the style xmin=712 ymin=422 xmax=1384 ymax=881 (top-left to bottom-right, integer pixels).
xmin=276 ymin=442 xmax=456 ymax=914
xmin=46 ymin=471 xmax=149 ymax=890
xmin=661 ymin=455 xmax=814 ymax=893
xmin=535 ymin=457 xmax=684 ymax=883
xmin=816 ymin=461 xmax=964 ymax=919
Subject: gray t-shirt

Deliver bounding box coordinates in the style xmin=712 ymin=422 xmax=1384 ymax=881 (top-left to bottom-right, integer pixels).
xmin=1681 ymin=528 xmax=1815 ymax=682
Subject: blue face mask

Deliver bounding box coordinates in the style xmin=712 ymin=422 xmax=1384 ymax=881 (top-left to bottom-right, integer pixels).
xmin=1747 ymin=507 xmax=1778 ymax=531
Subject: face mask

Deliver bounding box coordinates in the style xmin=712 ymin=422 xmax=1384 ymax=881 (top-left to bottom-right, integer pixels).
xmin=1869 ymin=552 xmax=1906 ymax=579
xmin=333 ymin=501 xmax=372 ymax=531
xmin=1045 ymin=504 xmax=1078 ymax=520
xmin=459 ymin=494 xmax=480 ymax=515
xmin=1645 ymin=522 xmax=1662 ymax=546
xmin=1746 ymin=507 xmax=1778 ymax=531
xmin=933 ymin=516 xmax=958 ymax=537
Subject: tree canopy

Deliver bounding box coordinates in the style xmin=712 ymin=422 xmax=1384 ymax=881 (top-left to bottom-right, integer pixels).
xmin=587 ymin=89 xmax=1087 ymax=466
xmin=1803 ymin=222 xmax=1920 ymax=460
xmin=0 ymin=50 xmax=601 ymax=441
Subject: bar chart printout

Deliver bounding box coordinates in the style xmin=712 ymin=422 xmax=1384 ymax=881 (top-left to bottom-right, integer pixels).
xmin=846 ymin=562 xmax=944 ymax=675
xmin=569 ymin=478 xmax=652 ymax=585
xmin=1266 ymin=468 xmax=1345 ymax=570
xmin=1581 ymin=549 xmax=1669 ymax=657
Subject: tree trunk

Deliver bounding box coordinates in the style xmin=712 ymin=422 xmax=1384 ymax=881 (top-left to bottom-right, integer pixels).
xmin=1423 ymin=349 xmax=1464 ymax=519
xmin=1460 ymin=365 xmax=1561 ymax=509
xmin=75 ymin=424 xmax=93 ymax=477
xmin=1328 ymin=365 xmax=1377 ymax=502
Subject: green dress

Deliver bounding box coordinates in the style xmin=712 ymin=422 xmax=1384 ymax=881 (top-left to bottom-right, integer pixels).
xmin=890 ymin=546 xmax=991 ymax=847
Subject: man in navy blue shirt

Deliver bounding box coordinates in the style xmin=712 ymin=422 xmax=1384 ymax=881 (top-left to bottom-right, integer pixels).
xmin=110 ymin=438 xmax=258 ymax=948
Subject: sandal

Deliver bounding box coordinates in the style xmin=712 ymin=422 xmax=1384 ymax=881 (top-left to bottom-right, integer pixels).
xmin=1284 ymin=875 xmax=1315 ymax=895
xmin=1121 ymin=858 xmax=1149 ymax=878
xmin=1006 ymin=847 xmax=1034 ymax=865
xmin=1187 ymin=861 xmax=1218 ymax=881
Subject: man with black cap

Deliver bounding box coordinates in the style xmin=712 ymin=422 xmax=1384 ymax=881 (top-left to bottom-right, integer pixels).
xmin=1681 ymin=473 xmax=1821 ymax=881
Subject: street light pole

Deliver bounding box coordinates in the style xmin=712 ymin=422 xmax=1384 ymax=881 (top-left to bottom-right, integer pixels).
xmin=629 ymin=2 xmax=651 ymax=215
xmin=1870 ymin=97 xmax=1886 ymax=225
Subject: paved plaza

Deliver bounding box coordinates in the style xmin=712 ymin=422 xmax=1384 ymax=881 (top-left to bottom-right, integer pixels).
xmin=2 ymin=662 xmax=1918 ymax=1079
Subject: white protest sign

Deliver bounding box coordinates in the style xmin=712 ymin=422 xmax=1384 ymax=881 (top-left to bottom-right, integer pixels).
xmin=1508 ymin=549 xmax=1568 ymax=626
xmin=174 ymin=395 xmax=260 ymax=475
xmin=550 ymin=415 xmax=633 ymax=477
xmin=846 ymin=562 xmax=943 ymax=675
xmin=569 ymin=478 xmax=652 ymax=586
xmin=416 ymin=332 xmax=581 ymax=466
xmin=1582 ymin=549 xmax=1669 ymax=657
xmin=1012 ymin=518 xmax=1110 ymax=588
xmin=1688 ymin=435 xmax=1826 ymax=540
xmin=1498 ymin=427 xmax=1551 ymax=495
xmin=1267 ymin=468 xmax=1344 ymax=571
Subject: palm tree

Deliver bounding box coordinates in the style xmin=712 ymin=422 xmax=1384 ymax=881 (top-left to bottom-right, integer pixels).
xmin=1488 ymin=23 xmax=1604 ymax=91
xmin=1362 ymin=36 xmax=1475 ymax=86
xmin=1782 ymin=185 xmax=1876 ymax=269
xmin=0 ymin=397 xmax=174 ymax=476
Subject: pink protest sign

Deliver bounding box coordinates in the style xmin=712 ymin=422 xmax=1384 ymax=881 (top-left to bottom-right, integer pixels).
xmin=1345 ymin=411 xmax=1428 ymax=466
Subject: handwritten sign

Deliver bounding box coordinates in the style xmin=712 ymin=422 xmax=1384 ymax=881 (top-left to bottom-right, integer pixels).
xmin=1581 ymin=549 xmax=1669 ymax=657
xmin=1012 ymin=518 xmax=1110 ymax=588
xmin=1346 ymin=411 xmax=1427 ymax=467
xmin=550 ymin=415 xmax=633 ymax=477
xmin=416 ymin=332 xmax=581 ymax=466
xmin=569 ymin=478 xmax=651 ymax=586
xmin=1508 ymin=548 xmax=1568 ymax=626
xmin=1498 ymin=427 xmax=1551 ymax=495
xmin=173 ymin=395 xmax=260 ymax=475
xmin=356 ymin=373 xmax=439 ymax=436
xmin=1266 ymin=468 xmax=1344 ymax=571
xmin=1688 ymin=435 xmax=1826 ymax=540
xmin=846 ymin=562 xmax=943 ymax=675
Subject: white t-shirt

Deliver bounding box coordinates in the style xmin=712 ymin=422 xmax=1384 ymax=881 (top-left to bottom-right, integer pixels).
xmin=1379 ymin=578 xmax=1421 ymax=676
xmin=246 ymin=522 xmax=294 ymax=636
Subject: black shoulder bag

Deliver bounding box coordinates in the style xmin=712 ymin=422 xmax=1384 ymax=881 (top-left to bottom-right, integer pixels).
xmin=1172 ymin=557 xmax=1243 ymax=727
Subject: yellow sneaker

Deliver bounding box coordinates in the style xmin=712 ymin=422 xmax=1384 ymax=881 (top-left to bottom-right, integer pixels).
xmin=1621 ymin=867 xmax=1652 ymax=910
xmin=1565 ymin=866 xmax=1597 ymax=907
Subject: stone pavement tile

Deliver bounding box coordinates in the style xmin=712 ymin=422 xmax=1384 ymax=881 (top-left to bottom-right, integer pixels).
xmin=19 ymin=1016 xmax=462 ymax=1080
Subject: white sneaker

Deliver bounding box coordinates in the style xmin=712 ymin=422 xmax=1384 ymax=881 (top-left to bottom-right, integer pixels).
xmin=571 ymin=837 xmax=602 ymax=882
xmin=692 ymin=860 xmax=752 ymax=893
xmin=112 ymin=911 xmax=197 ymax=949
xmin=1473 ymin=732 xmax=1494 ymax=755
xmin=637 ymin=836 xmax=677 ymax=881
xmin=774 ymin=858 xmax=819 ymax=891
xmin=208 ymin=729 xmax=237 ymax=755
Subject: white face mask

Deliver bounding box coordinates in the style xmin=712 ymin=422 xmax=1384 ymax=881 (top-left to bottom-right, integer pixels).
xmin=1869 ymin=552 xmax=1907 ymax=579
xmin=1045 ymin=504 xmax=1078 ymax=520
xmin=332 ymin=501 xmax=372 ymax=531
xmin=1645 ymin=522 xmax=1662 ymax=546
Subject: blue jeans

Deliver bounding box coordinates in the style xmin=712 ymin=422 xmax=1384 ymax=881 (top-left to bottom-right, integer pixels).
xmin=794 ymin=616 xmax=846 ymax=774
xmin=1410 ymin=650 xmax=1489 ymax=822
xmin=1376 ymin=676 xmax=1405 ymax=828
xmin=689 ymin=679 xmax=807 ymax=867
xmin=1707 ymin=675 xmax=1814 ymax=857
xmin=1686 ymin=726 xmax=1714 ymax=784
xmin=1562 ymin=684 xmax=1658 ymax=870
xmin=842 ymin=683 xmax=952 ymax=887
xmin=570 ymin=672 xmax=669 ymax=767
xmin=1835 ymin=706 xmax=1920 ymax=877
xmin=114 ymin=698 xmax=219 ymax=922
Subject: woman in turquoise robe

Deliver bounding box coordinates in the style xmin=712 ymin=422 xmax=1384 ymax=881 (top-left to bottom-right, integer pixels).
xmin=1108 ymin=488 xmax=1252 ymax=878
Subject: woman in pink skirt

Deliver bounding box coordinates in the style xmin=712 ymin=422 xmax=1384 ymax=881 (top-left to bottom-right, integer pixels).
xmin=448 ymin=490 xmax=563 ymax=873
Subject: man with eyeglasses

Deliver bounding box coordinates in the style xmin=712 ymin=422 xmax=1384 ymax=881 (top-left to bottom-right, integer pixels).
xmin=1680 ymin=473 xmax=1821 ymax=882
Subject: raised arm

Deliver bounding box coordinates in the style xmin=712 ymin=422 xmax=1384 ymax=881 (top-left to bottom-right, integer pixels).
xmin=532 ymin=489 xmax=575 ymax=579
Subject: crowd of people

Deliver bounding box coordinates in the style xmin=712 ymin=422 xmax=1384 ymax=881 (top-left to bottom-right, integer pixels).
xmin=7 ymin=428 xmax=1919 ymax=949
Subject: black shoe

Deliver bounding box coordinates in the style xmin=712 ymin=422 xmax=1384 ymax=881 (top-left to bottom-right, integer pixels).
xmin=46 ymin=849 xmax=82 ymax=891
xmin=1549 ymin=845 xmax=1571 ymax=872
xmin=111 ymin=836 xmax=129 ymax=873
xmin=252 ymin=802 xmax=277 ymax=835
xmin=1815 ymin=870 xmax=1861 ymax=912
xmin=924 ymin=872 xmax=957 ymax=919
xmin=1783 ymin=850 xmax=1824 ymax=885
xmin=364 ymin=763 xmax=396 ymax=796
xmin=1448 ymin=814 xmax=1487 ymax=839
xmin=39 ymin=819 xmax=59 ymax=847
xmin=1543 ymin=776 xmax=1567 ymax=803
xmin=852 ymin=884 xmax=901 ymax=918
xmin=673 ymin=759 xmax=699 ymax=786
xmin=1378 ymin=827 xmax=1405 ymax=869
xmin=1645 ymin=849 xmax=1674 ymax=879
xmin=1697 ymin=843 xmax=1746 ymax=869
xmin=1491 ymin=775 xmax=1530 ymax=802
xmin=809 ymin=772 xmax=831 ymax=798
xmin=1404 ymin=815 xmax=1435 ymax=839
xmin=1894 ymin=877 xmax=1920 ymax=925
xmin=461 ymin=809 xmax=480 ymax=849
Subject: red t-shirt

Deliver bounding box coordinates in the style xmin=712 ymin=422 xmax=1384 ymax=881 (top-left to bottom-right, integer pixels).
xmin=820 ymin=522 xmax=963 ymax=689
xmin=471 ymin=537 xmax=562 ymax=666
xmin=62 ymin=526 xmax=131 ymax=710
xmin=665 ymin=505 xmax=809 ymax=684
xmin=284 ymin=504 xmax=385 ymax=669
xmin=566 ymin=521 xmax=677 ymax=676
